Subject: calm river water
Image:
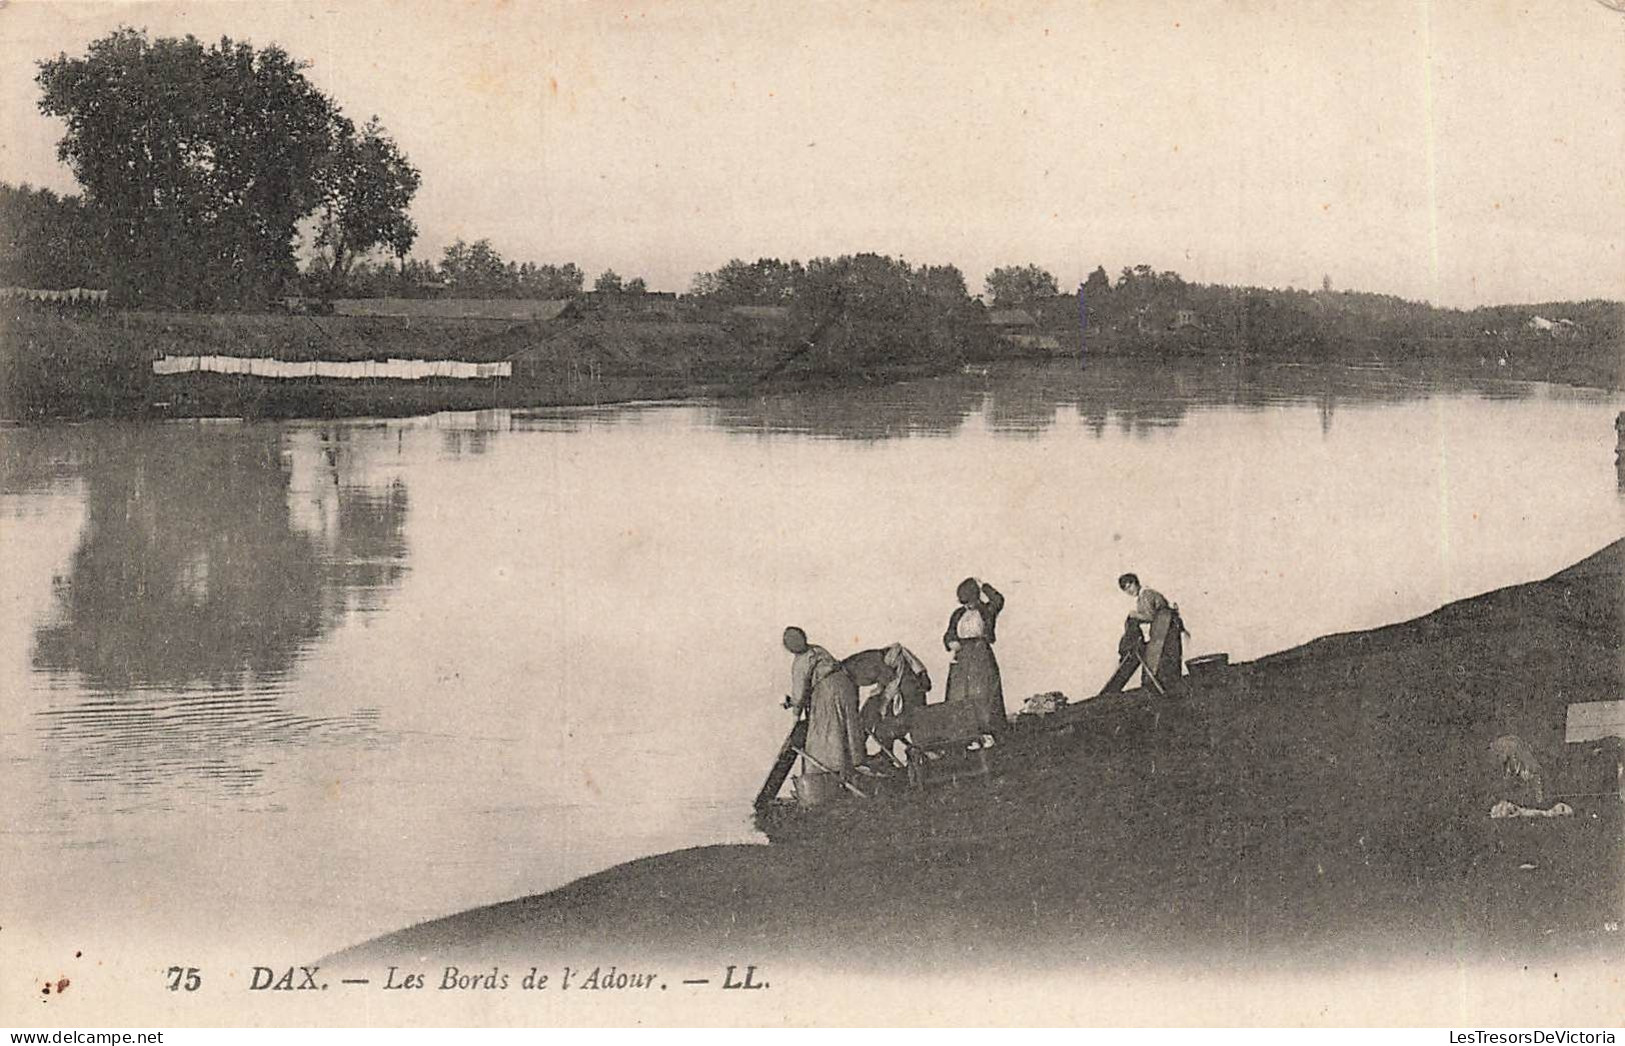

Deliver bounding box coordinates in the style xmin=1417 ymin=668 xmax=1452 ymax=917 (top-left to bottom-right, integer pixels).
xmin=3 ymin=359 xmax=1622 ymax=964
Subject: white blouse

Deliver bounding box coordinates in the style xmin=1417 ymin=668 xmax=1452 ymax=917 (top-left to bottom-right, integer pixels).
xmin=955 ymin=608 xmax=986 ymax=640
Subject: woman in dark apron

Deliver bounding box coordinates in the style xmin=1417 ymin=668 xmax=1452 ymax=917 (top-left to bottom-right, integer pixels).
xmin=1118 ymin=572 xmax=1186 ymax=695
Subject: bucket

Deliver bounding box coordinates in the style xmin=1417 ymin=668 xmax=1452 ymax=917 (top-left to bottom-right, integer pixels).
xmin=793 ymin=770 xmax=843 ymax=808
xmin=1185 ymin=653 xmax=1230 ymax=681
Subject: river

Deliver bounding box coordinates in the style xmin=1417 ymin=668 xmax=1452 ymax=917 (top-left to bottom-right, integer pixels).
xmin=2 ymin=358 xmax=1621 ymax=966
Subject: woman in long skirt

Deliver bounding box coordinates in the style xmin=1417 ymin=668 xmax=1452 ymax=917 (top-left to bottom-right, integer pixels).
xmin=783 ymin=626 xmax=863 ymax=804
xmin=942 ymin=577 xmax=1007 ymax=734
xmin=1118 ymin=573 xmax=1186 ymax=695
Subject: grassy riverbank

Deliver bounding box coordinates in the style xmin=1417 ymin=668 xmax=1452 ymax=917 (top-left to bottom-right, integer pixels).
xmin=0 ymin=310 xmax=779 ymax=419
xmin=329 ymin=541 xmax=1623 ymax=981
xmin=3 ymin=308 xmax=1620 ymax=421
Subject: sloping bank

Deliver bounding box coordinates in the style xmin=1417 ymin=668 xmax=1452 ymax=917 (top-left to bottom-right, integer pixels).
xmin=329 ymin=542 xmax=1623 ymax=971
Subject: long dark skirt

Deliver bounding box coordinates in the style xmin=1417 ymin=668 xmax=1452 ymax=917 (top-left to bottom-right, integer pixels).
xmin=1143 ymin=609 xmax=1185 ymax=695
xmin=805 ymin=670 xmax=863 ymax=776
xmin=946 ymin=638 xmax=1006 ymax=733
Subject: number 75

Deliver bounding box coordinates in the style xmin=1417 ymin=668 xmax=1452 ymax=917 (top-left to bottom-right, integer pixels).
xmin=165 ymin=966 xmax=201 ymax=991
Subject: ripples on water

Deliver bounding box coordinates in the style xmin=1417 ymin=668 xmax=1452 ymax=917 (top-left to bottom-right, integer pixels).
xmin=8 ymin=423 xmax=407 ymax=809
xmin=36 ymin=689 xmax=385 ymax=804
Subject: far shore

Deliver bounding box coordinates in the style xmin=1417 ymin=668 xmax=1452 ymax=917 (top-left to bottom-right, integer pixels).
xmin=2 ymin=308 xmax=1619 ymax=422
xmin=325 ymin=540 xmax=1624 ymax=976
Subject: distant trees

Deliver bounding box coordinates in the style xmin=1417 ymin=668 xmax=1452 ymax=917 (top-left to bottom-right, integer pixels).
xmin=916 ymin=264 xmax=970 ymax=307
xmin=429 ymin=239 xmax=583 ymax=298
xmin=1114 ymin=264 xmax=1189 ymax=298
xmin=985 ymin=264 xmax=1059 ymax=308
xmin=34 ymin=28 xmax=419 ymax=308
xmin=1106 ymin=265 xmax=1190 ymax=319
xmin=1118 ymin=264 xmax=1156 ymax=287
xmin=584 ymin=269 xmax=653 ymax=294
xmin=526 ymin=261 xmax=586 ymax=298
xmin=690 ymin=255 xmax=981 ymax=363
xmin=1081 ymin=265 xmax=1112 ymax=301
xmin=690 ymin=254 xmax=986 ymax=366
xmin=438 ymin=239 xmax=508 ymax=293
xmin=1056 ymin=260 xmax=1601 ymax=360
xmin=689 ymin=258 xmax=803 ymax=304
xmin=0 ymin=182 xmax=107 ymax=288
xmin=787 ymin=253 xmax=987 ymax=368
xmin=317 ymin=236 xmax=599 ymax=300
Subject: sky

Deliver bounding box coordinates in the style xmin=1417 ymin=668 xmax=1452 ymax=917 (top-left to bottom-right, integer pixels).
xmin=1 ymin=0 xmax=1622 ymax=306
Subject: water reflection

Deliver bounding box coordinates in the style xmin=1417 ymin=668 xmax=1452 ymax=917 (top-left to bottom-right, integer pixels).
xmin=440 ymin=428 xmax=494 ymax=457
xmin=985 ymin=373 xmax=1062 ymax=437
xmin=1 ymin=424 xmax=91 ymax=498
xmin=707 ymin=380 xmax=982 ymax=440
xmin=432 ymin=411 xmax=507 ymax=455
xmin=23 ymin=423 xmax=410 ymax=799
xmin=699 ymin=359 xmax=1555 ymax=442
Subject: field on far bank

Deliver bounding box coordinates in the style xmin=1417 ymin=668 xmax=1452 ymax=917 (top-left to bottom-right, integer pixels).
xmin=2 ymin=306 xmax=1620 ymax=421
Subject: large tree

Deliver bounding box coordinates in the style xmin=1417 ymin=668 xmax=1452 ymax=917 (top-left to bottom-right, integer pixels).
xmin=36 ymin=28 xmax=416 ymax=309
xmin=313 ymin=118 xmax=421 ymax=293
xmin=985 ymin=264 xmax=1059 ymax=308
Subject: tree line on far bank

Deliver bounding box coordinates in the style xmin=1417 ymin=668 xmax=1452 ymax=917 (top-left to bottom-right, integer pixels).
xmin=684 ymin=255 xmax=1621 ymax=355
xmin=312 ymin=250 xmax=998 ymax=367
xmin=307 ymin=239 xmax=645 ymax=301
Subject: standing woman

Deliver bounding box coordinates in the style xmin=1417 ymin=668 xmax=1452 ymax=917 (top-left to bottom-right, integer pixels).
xmin=782 ymin=627 xmax=864 ymax=802
xmin=943 ymin=577 xmax=1007 ymax=734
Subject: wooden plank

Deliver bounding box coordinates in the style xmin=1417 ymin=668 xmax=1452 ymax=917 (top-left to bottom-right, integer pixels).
xmin=753 ymin=718 xmax=809 ymax=809
xmin=1098 ymin=653 xmax=1138 ymax=696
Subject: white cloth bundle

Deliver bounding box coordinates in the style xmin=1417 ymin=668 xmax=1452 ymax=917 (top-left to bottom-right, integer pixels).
xmin=1489 ymin=800 xmax=1572 ymax=819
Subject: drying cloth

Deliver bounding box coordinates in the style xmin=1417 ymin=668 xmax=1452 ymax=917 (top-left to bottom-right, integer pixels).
xmin=1489 ymin=800 xmax=1573 ymax=819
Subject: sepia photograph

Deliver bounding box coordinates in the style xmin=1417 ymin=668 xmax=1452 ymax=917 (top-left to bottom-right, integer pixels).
xmin=1 ymin=0 xmax=1621 ymax=1030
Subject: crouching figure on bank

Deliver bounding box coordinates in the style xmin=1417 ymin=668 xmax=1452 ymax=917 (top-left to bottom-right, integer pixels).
xmin=845 ymin=642 xmax=932 ymax=761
